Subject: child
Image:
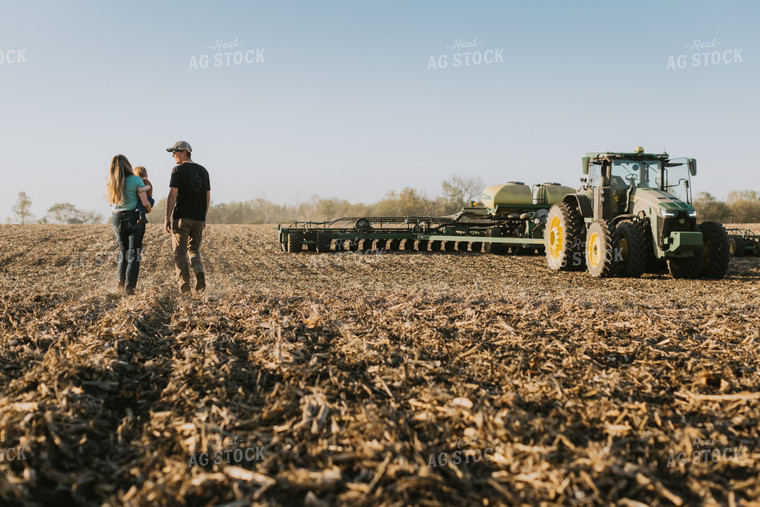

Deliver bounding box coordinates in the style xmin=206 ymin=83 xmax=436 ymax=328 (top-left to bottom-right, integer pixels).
xmin=133 ymin=166 xmax=155 ymax=224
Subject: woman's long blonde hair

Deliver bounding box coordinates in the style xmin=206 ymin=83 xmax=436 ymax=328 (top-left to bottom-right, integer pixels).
xmin=106 ymin=154 xmax=134 ymax=205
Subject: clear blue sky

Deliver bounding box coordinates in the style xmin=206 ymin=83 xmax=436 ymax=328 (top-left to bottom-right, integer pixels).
xmin=1 ymin=0 xmax=758 ymax=220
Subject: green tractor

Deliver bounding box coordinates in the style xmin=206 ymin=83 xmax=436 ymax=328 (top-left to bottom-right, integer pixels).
xmin=545 ymin=147 xmax=730 ymax=279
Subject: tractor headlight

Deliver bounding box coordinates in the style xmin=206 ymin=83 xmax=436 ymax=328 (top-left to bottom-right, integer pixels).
xmin=688 ymin=210 xmax=697 ymax=218
xmin=659 ymin=209 xmax=677 ymax=217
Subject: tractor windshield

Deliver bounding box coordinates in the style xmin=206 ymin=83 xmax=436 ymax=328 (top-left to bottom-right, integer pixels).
xmin=610 ymin=159 xmax=661 ymax=191
xmin=663 ymin=158 xmax=692 ymax=203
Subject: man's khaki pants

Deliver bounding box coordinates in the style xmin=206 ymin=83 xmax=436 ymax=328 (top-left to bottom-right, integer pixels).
xmin=171 ymin=218 xmax=205 ymax=290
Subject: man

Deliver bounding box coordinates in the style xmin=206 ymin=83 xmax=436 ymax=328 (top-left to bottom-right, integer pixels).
xmin=164 ymin=141 xmax=211 ymax=293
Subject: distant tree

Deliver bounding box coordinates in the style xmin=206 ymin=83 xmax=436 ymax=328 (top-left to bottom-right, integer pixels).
xmin=169 ymin=175 xmax=497 ymax=224
xmin=46 ymin=203 xmax=80 ymax=224
xmin=441 ymin=175 xmax=485 ymax=214
xmin=254 ymin=197 xmax=275 ymax=223
xmin=78 ymin=209 xmax=106 ymax=224
xmin=397 ymin=187 xmax=428 ymax=216
xmin=45 ymin=202 xmax=104 ymax=224
xmin=692 ymin=192 xmax=730 ymax=222
xmin=151 ymin=198 xmax=167 ymax=222
xmin=728 ymin=190 xmax=760 ymax=202
xmin=305 ymin=196 xmax=370 ymax=221
xmin=12 ymin=192 xmax=34 ymax=224
xmin=727 ymin=190 xmax=760 ymax=223
xmin=372 ymin=190 xmax=400 ymax=217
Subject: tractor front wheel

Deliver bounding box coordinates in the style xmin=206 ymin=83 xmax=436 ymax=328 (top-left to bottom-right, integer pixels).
xmin=616 ymin=220 xmax=646 ymax=278
xmin=585 ymin=220 xmax=619 ymax=278
xmin=668 ymin=252 xmax=703 ymax=279
xmin=699 ymin=221 xmax=730 ymax=279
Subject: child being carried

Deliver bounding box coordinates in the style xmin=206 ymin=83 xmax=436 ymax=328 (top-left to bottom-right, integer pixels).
xmin=134 ymin=166 xmax=155 ymax=224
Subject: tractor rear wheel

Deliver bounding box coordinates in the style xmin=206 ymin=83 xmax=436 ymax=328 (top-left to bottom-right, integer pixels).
xmin=728 ymin=236 xmax=746 ymax=257
xmin=699 ymin=221 xmax=730 ymax=279
xmin=545 ymin=202 xmax=584 ymax=271
xmin=668 ymin=252 xmax=703 ymax=279
xmin=585 ymin=220 xmax=619 ymax=278
xmin=615 ymin=220 xmax=646 ymax=278
xmin=484 ymin=228 xmax=506 ymax=255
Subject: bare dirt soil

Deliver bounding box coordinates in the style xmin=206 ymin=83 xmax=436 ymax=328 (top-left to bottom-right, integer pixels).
xmin=1 ymin=224 xmax=759 ymax=506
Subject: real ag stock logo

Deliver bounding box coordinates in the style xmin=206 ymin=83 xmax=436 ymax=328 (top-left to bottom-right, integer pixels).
xmin=427 ymin=436 xmax=501 ymax=468
xmin=666 ymin=438 xmax=746 ymax=468
xmin=0 ymin=445 xmax=27 ymax=462
xmin=666 ymin=38 xmax=743 ymax=70
xmin=427 ymin=38 xmax=504 ymax=70
xmin=0 ymin=42 xmax=27 ymax=65
xmin=188 ymin=436 xmax=265 ymax=467
xmin=189 ymin=38 xmax=265 ymax=71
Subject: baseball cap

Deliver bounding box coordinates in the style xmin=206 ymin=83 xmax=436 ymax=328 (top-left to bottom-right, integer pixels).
xmin=166 ymin=141 xmax=192 ymax=153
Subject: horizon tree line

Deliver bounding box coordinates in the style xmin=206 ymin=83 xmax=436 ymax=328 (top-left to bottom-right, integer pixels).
xmin=7 ymin=181 xmax=760 ymax=225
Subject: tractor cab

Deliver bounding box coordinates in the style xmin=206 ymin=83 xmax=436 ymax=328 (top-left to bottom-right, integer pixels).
xmin=581 ymin=147 xmax=697 ymax=219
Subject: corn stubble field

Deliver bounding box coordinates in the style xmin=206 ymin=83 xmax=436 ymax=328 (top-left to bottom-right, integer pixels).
xmin=1 ymin=223 xmax=759 ymax=506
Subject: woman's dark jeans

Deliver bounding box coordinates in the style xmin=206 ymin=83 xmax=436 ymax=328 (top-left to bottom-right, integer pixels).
xmin=111 ymin=211 xmax=145 ymax=295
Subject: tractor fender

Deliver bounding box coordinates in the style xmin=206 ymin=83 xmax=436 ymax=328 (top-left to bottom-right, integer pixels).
xmin=563 ymin=193 xmax=592 ymax=218
xmin=612 ymin=214 xmax=637 ymax=225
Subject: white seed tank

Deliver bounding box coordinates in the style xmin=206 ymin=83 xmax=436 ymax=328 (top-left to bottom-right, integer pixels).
xmin=480 ymin=182 xmax=533 ymax=210
xmin=532 ymin=183 xmax=576 ymax=206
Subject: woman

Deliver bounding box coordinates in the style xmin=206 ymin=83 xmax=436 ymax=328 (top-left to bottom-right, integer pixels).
xmin=106 ymin=154 xmax=152 ymax=295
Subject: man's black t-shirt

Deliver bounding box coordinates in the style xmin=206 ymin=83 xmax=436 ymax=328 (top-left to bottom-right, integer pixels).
xmin=169 ymin=162 xmax=211 ymax=221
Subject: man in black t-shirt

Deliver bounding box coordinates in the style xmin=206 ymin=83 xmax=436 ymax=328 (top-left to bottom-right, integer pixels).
xmin=164 ymin=141 xmax=211 ymax=293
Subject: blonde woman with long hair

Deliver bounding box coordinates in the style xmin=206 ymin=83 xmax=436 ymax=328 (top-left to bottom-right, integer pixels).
xmin=106 ymin=154 xmax=152 ymax=295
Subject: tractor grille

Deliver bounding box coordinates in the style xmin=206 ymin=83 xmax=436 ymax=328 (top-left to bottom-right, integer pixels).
xmin=657 ymin=211 xmax=697 ymax=250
